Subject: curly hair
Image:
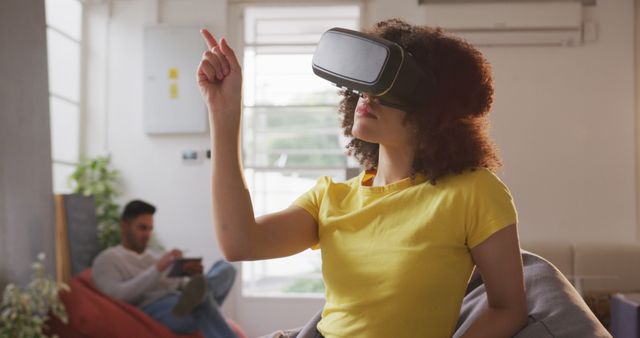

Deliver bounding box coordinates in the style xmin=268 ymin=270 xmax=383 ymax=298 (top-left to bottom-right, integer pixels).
xmin=339 ymin=19 xmax=502 ymax=184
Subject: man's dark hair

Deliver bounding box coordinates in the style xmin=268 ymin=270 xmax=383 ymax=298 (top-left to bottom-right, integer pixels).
xmin=121 ymin=200 xmax=156 ymax=222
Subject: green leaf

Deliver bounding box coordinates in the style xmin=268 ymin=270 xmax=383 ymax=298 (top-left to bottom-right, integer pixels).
xmin=0 ymin=255 xmax=68 ymax=338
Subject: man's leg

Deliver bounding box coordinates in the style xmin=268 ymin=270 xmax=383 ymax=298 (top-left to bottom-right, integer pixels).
xmin=191 ymin=293 xmax=238 ymax=338
xmin=173 ymin=274 xmax=207 ymax=317
xmin=143 ymin=294 xmax=199 ymax=334
xmin=206 ymin=260 xmax=237 ymax=305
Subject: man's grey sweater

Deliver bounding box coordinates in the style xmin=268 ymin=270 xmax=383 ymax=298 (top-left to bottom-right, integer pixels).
xmin=92 ymin=245 xmax=181 ymax=308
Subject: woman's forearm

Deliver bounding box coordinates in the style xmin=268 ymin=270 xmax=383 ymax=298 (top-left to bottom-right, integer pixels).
xmin=196 ymin=30 xmax=253 ymax=261
xmin=459 ymin=306 xmax=528 ymax=338
xmin=209 ymin=109 xmax=257 ymax=261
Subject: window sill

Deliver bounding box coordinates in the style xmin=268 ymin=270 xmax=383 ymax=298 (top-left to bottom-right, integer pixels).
xmin=241 ymin=291 xmax=325 ymax=300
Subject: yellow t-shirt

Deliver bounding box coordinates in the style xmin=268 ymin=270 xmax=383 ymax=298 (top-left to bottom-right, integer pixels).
xmin=292 ymin=167 xmax=518 ymax=338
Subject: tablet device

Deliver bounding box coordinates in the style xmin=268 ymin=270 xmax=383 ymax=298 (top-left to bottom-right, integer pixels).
xmin=167 ymin=257 xmax=202 ymax=277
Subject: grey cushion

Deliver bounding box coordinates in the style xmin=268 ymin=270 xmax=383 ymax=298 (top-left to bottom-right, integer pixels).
xmin=514 ymin=318 xmax=554 ymax=338
xmin=453 ymin=251 xmax=611 ymax=338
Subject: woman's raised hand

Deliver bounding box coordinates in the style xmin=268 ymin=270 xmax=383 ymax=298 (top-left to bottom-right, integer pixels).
xmin=197 ymin=28 xmax=243 ymax=123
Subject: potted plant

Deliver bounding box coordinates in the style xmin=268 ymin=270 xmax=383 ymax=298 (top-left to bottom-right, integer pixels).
xmin=0 ymin=253 xmax=69 ymax=338
xmin=68 ymin=156 xmax=121 ymax=249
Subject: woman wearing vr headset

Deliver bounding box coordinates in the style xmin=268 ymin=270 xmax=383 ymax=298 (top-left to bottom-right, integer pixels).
xmin=197 ymin=19 xmax=527 ymax=338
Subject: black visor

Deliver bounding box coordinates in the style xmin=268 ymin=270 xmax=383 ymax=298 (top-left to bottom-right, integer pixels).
xmin=312 ymin=27 xmax=433 ymax=110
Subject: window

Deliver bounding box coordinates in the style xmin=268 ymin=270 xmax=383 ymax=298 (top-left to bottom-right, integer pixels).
xmin=45 ymin=0 xmax=83 ymax=193
xmin=241 ymin=5 xmax=360 ymax=296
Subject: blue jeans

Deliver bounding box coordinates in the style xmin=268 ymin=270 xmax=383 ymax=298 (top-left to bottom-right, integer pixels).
xmin=143 ymin=260 xmax=238 ymax=338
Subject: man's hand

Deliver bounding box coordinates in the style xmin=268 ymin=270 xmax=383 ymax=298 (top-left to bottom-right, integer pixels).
xmin=182 ymin=261 xmax=204 ymax=276
xmin=156 ymin=249 xmax=183 ymax=272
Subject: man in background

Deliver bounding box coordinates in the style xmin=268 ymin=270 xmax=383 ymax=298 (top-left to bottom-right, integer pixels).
xmin=92 ymin=200 xmax=237 ymax=338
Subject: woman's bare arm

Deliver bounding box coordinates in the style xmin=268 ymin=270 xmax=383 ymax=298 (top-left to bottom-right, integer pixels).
xmin=460 ymin=224 xmax=529 ymax=338
xmin=198 ymin=29 xmax=318 ymax=261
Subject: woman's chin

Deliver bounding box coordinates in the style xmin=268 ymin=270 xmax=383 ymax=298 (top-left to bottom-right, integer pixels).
xmin=352 ymin=125 xmax=379 ymax=144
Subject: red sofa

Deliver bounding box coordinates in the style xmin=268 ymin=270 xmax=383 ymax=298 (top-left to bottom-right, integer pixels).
xmin=48 ymin=269 xmax=246 ymax=338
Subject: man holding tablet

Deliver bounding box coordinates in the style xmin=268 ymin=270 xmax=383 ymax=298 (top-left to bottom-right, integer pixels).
xmin=92 ymin=200 xmax=238 ymax=338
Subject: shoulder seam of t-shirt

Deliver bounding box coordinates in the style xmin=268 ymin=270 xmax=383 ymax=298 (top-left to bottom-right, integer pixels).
xmin=467 ymin=216 xmax=517 ymax=249
xmin=292 ymin=201 xmax=319 ymax=223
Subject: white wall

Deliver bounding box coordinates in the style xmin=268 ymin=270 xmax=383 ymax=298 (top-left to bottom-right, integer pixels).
xmin=366 ymin=1 xmax=637 ymax=243
xmin=86 ymin=0 xmax=227 ymax=264
xmin=84 ymin=0 xmax=237 ymax=316
xmin=489 ymin=3 xmax=636 ymax=243
xmin=85 ymin=0 xmax=637 ymax=336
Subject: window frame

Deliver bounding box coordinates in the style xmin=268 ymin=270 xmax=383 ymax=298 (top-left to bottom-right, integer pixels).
xmin=46 ymin=0 xmax=86 ymax=193
xmin=232 ymin=2 xmax=364 ymax=298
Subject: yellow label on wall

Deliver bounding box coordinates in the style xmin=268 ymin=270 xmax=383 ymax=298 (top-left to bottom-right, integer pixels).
xmin=170 ymin=83 xmax=178 ymax=99
xmin=169 ymin=68 xmax=179 ymax=80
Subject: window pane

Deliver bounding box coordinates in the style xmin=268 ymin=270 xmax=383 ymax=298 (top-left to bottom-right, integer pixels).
xmin=254 ymin=18 xmax=358 ymax=44
xmin=50 ymin=96 xmax=80 ymax=163
xmin=242 ymin=168 xmax=346 ymax=295
xmin=243 ymin=106 xmax=347 ymax=167
xmin=244 ymin=6 xmax=359 ymax=44
xmin=245 ymin=169 xmax=345 ymax=214
xmin=250 ymin=51 xmax=340 ymax=106
xmin=269 ymin=154 xmax=347 ymax=167
xmin=52 ymin=162 xmax=77 ymax=194
xmin=247 ymin=106 xmax=341 ymax=130
xmin=242 ymin=5 xmax=359 ymax=296
xmin=45 ymin=0 xmax=82 ymax=41
xmin=255 ymin=133 xmax=342 ymax=153
xmin=243 ymin=250 xmax=324 ymax=295
xmin=47 ymin=29 xmax=81 ymax=101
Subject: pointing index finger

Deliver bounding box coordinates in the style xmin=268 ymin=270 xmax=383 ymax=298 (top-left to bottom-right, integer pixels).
xmin=200 ymin=28 xmax=218 ymax=50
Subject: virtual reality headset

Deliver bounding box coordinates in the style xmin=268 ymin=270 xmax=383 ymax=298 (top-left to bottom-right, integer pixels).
xmin=312 ymin=27 xmax=433 ymax=111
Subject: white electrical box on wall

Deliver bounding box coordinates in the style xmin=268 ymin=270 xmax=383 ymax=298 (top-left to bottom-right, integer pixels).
xmin=143 ymin=26 xmax=207 ymax=134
